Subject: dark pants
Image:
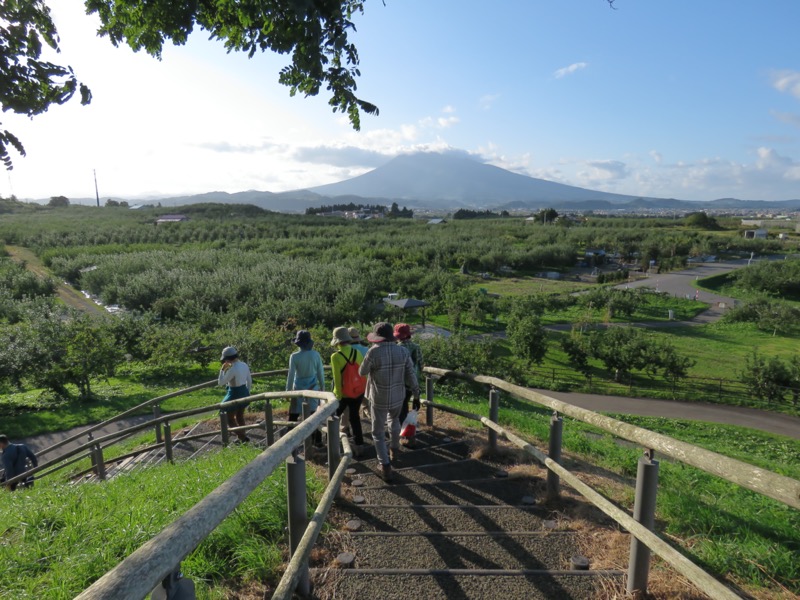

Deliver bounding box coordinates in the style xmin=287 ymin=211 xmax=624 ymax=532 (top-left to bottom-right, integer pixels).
xmin=336 ymin=396 xmax=365 ymax=445
xmin=227 ymin=408 xmax=248 ymax=441
xmin=288 ymin=411 xmax=323 ymax=446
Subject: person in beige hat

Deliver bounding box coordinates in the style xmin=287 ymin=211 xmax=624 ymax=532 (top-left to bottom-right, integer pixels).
xmin=330 ymin=326 xmax=366 ymax=455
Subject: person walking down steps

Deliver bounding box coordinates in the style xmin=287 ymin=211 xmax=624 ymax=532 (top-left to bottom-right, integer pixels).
xmin=394 ymin=322 xmax=423 ymax=448
xmin=218 ymin=346 xmax=253 ymax=443
xmin=286 ymin=330 xmax=326 ymax=447
xmin=359 ymin=322 xmax=420 ymax=483
xmin=330 ymin=327 xmax=367 ymax=457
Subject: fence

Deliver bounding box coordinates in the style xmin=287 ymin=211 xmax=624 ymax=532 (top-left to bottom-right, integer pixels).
xmin=423 ymin=366 xmax=799 ymax=599
xmin=4 ymin=370 xmax=295 ymax=488
xmin=7 ymin=366 xmax=800 ymax=598
xmin=74 ymin=390 xmax=347 ymax=600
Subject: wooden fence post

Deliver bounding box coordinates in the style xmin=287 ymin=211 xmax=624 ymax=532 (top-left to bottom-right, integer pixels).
xmin=287 ymin=453 xmax=310 ymax=597
xmin=546 ymin=412 xmax=563 ymax=502
xmin=488 ymin=388 xmax=500 ymax=452
xmin=219 ymin=412 xmax=229 ymax=447
xmin=164 ymin=421 xmax=174 ymax=463
xmin=627 ymin=450 xmax=660 ymax=598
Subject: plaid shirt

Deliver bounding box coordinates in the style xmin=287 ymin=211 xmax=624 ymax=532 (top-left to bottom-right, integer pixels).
xmin=359 ymin=342 xmax=419 ymax=409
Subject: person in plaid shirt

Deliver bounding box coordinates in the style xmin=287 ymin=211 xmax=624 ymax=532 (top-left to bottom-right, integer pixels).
xmin=359 ymin=322 xmax=420 ymax=482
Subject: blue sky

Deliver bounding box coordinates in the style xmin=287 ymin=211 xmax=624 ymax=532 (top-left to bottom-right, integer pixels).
xmin=3 ymin=0 xmax=800 ymax=202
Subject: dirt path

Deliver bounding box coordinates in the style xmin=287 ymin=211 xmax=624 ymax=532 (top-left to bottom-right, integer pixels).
xmin=5 ymin=245 xmax=105 ymax=314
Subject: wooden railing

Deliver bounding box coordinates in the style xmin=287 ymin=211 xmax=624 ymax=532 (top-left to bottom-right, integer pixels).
xmin=423 ymin=366 xmax=800 ymax=599
xmin=4 ymin=370 xmax=296 ymax=488
xmin=74 ymin=390 xmax=345 ymax=600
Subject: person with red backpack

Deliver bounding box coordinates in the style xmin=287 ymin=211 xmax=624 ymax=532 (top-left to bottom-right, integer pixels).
xmin=330 ymin=326 xmax=366 ymax=456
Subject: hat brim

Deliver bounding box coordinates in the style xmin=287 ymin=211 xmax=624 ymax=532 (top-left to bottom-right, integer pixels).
xmin=367 ymin=332 xmax=393 ymax=343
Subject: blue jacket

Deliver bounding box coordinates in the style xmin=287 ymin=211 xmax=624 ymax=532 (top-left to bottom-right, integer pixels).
xmin=2 ymin=443 xmax=38 ymax=481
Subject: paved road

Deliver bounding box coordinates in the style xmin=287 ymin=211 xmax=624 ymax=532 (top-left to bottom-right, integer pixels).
xmin=534 ymin=389 xmax=800 ymax=440
xmin=617 ymin=260 xmax=741 ymax=324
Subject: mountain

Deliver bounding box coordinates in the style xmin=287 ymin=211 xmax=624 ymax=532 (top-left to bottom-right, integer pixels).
xmin=305 ymin=151 xmax=651 ymax=208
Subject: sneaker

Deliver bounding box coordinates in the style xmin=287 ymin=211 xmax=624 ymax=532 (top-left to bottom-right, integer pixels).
xmin=381 ymin=463 xmax=394 ymax=483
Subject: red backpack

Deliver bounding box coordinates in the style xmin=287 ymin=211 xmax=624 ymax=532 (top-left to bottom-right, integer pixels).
xmin=338 ymin=347 xmax=366 ymax=398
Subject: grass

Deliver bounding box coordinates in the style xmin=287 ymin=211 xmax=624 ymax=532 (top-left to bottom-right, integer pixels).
xmin=431 ymin=385 xmax=800 ymax=595
xmin=469 ymin=275 xmax=593 ymax=296
xmin=0 ymin=444 xmax=326 ymax=600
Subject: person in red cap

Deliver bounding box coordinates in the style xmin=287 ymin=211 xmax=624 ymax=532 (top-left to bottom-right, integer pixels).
xmin=359 ymin=322 xmax=419 ymax=482
xmin=394 ymin=323 xmax=423 ymax=448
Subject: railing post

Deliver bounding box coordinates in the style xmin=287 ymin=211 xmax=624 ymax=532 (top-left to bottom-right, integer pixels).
xmin=327 ymin=416 xmax=341 ymax=482
xmin=546 ymin=411 xmax=563 ymax=502
xmin=287 ymin=452 xmax=310 ymax=597
xmin=153 ymin=405 xmax=163 ymax=444
xmin=164 ymin=421 xmax=174 ymax=463
xmin=94 ymin=444 xmax=106 ymax=480
xmin=302 ymin=401 xmax=312 ymax=456
xmin=425 ymin=376 xmax=435 ymax=427
xmin=488 ymin=388 xmax=500 ymax=452
xmin=219 ymin=412 xmax=230 ymax=447
xmin=627 ymin=450 xmax=660 ymax=598
xmin=265 ymin=401 xmax=275 ymax=446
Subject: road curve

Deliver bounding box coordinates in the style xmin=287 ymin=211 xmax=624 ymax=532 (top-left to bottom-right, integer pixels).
xmin=534 ymin=388 xmax=800 ymax=440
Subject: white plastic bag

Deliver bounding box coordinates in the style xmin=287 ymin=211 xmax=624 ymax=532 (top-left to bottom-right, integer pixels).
xmin=401 ymin=409 xmax=418 ymax=438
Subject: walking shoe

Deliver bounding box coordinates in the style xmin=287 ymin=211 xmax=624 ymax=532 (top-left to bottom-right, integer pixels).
xmin=381 ymin=463 xmax=394 ymax=483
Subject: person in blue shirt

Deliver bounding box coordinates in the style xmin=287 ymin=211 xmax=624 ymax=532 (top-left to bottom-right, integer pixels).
xmin=0 ymin=434 xmax=38 ymax=491
xmin=286 ymin=330 xmax=326 ymax=445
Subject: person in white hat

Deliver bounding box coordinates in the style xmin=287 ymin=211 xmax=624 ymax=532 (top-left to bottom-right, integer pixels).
xmin=218 ymin=346 xmax=252 ymax=443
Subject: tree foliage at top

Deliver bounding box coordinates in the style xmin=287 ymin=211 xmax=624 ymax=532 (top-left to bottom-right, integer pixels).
xmin=0 ymin=1 xmax=92 ymax=169
xmin=1 ymin=0 xmax=377 ymax=169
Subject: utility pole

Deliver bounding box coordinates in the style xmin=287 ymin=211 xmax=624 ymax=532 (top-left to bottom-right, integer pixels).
xmin=93 ymin=169 xmax=100 ymax=207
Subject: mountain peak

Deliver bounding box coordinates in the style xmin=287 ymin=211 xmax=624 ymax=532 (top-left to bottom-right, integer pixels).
xmin=308 ymin=150 xmax=643 ymax=206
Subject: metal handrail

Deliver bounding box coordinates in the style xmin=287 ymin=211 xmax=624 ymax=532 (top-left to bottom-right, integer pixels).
xmin=425 ymin=366 xmax=800 ymax=509
xmin=74 ymin=392 xmax=338 ymax=600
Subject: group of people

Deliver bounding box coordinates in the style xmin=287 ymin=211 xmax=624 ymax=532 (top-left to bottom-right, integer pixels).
xmin=217 ymin=321 xmax=423 ymax=482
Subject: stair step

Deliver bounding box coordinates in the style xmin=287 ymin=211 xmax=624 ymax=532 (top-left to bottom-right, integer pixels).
xmin=315 ymin=570 xmax=624 ymax=599
xmin=357 ymin=477 xmax=541 ymax=507
xmin=335 ymin=504 xmax=550 ymax=533
xmin=351 ymin=459 xmax=503 ymax=487
xmin=341 ymin=531 xmax=580 ymax=570
xmin=344 ymin=439 xmax=473 ymax=465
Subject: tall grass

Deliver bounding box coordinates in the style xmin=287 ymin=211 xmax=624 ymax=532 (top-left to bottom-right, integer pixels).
xmin=0 ymin=445 xmax=325 ymax=599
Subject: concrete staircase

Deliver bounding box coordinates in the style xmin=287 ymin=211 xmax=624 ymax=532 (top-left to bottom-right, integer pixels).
xmin=312 ymin=426 xmax=625 ymax=599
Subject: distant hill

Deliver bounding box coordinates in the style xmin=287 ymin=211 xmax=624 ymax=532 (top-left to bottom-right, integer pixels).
xmin=21 ymin=150 xmax=800 ymax=213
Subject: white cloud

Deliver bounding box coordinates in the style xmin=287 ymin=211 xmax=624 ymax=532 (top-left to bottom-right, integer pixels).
xmin=577 ymin=160 xmax=629 ymax=185
xmin=442 ymin=105 xmax=456 ymax=114
xmin=771 ymin=70 xmax=800 ymax=99
xmin=437 ymin=116 xmax=459 ymax=128
xmin=479 ymin=94 xmax=500 ymax=110
xmin=649 ymin=150 xmax=663 ymax=164
xmin=554 ymin=62 xmax=588 ymax=79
